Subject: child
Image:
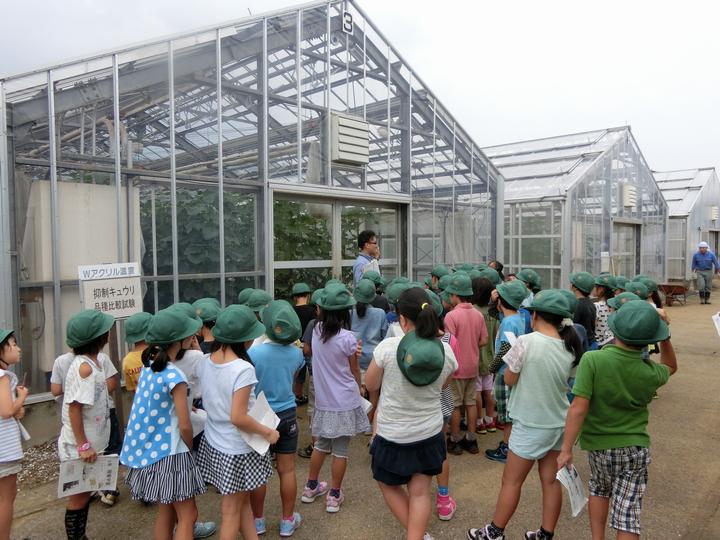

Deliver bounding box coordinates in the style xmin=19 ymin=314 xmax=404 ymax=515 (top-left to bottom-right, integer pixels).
xmin=364 ymin=271 xmax=391 ymax=313
xmin=557 ymin=300 xmax=677 ymax=540
xmin=121 ymin=311 xmax=153 ymax=394
xmin=593 ymin=275 xmax=616 ymax=346
xmin=386 ymin=282 xmax=411 ymax=338
xmin=472 ymin=276 xmax=499 ymax=434
xmin=197 ymin=305 xmax=279 ymax=539
xmin=58 ymin=309 xmax=115 ymax=540
xmin=468 ymin=290 xmax=582 ymax=540
xmin=570 ymin=272 xmax=597 ymax=349
xmin=121 ymin=308 xmax=207 ymax=540
xmin=485 ymin=280 xmax=529 ymax=463
xmin=351 ymin=279 xmax=388 ymax=402
xmin=249 ymin=300 xmax=305 ymax=536
xmin=0 ymin=329 xmax=27 ymax=540
xmin=193 ymin=298 xmax=221 ymax=354
xmin=365 ymin=288 xmax=458 ymax=539
xmin=302 ymin=283 xmax=370 ymax=513
xmin=444 ymin=273 xmax=489 ymax=455
xmin=292 ymin=283 xmax=314 ymax=405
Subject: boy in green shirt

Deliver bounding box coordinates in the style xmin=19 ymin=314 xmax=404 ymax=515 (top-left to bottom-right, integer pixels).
xmin=557 ymin=300 xmax=677 ymax=540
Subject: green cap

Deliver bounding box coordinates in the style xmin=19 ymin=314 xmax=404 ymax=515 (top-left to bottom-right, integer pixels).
xmin=325 ymin=278 xmax=343 ymax=287
xmin=124 ymin=312 xmax=153 ymax=345
xmin=424 ymin=290 xmax=443 ymax=316
xmin=66 ymin=309 xmax=115 ymax=348
xmin=517 ymin=269 xmax=542 ymax=290
xmin=431 ymin=265 xmax=450 ymax=278
xmin=441 ymin=290 xmax=452 ymax=305
xmin=262 ymin=300 xmax=302 ymax=345
xmin=570 ymin=272 xmax=595 ymax=294
xmin=0 ymin=329 xmax=14 ymax=345
xmin=614 ymin=276 xmax=628 ymax=290
xmin=291 ymin=283 xmax=312 ymax=296
xmin=607 ymin=292 xmax=640 ymax=310
xmin=389 ymin=277 xmax=410 ymax=287
xmin=354 ymin=279 xmax=377 ymax=304
xmin=213 ymin=305 xmax=266 ymax=343
xmin=246 ymin=289 xmax=273 ymax=313
xmin=454 ymin=263 xmax=476 ymax=273
xmin=396 ymin=331 xmax=445 ymax=386
xmin=477 ymin=267 xmax=501 ymax=285
xmin=623 ymin=281 xmax=648 ymax=300
xmin=594 ymin=274 xmax=617 ymax=289
xmin=237 ymin=288 xmax=256 ymax=305
xmin=310 ymin=288 xmax=325 ymax=306
xmin=558 ymin=289 xmax=578 ymax=312
xmin=496 ymin=280 xmax=530 ymax=310
xmin=639 ymin=277 xmax=658 ymax=293
xmin=633 ymin=274 xmax=650 ymax=282
xmin=363 ymin=271 xmax=386 ymax=291
xmin=388 ymin=282 xmax=411 ymax=304
xmin=526 ymin=289 xmax=574 ymax=318
xmin=608 ymin=300 xmax=669 ymax=346
xmin=409 ymin=281 xmax=425 ymax=289
xmin=145 ymin=308 xmax=202 ymax=346
xmin=169 ymin=302 xmax=202 ymax=323
xmin=438 ymin=274 xmax=453 ymax=291
xmin=424 ymin=275 xmax=434 ymax=288
xmin=444 ymin=273 xmax=473 ymax=297
xmin=318 ymin=283 xmax=356 ymax=311
xmin=193 ymin=298 xmax=221 ymax=323
xmin=468 ymin=269 xmax=483 ymax=281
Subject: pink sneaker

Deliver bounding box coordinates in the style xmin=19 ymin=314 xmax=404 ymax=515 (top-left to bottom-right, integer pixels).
xmin=436 ymin=493 xmax=457 ymax=521
xmin=301 ymin=481 xmax=328 ymax=503
xmin=325 ymin=490 xmax=345 ymax=513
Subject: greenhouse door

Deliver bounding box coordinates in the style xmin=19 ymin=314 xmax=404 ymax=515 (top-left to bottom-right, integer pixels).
xmin=612 ymin=222 xmax=640 ymax=277
xmin=272 ymin=196 xmax=402 ymax=298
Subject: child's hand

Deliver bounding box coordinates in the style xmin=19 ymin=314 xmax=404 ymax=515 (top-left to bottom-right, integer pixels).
xmin=556 ymin=449 xmax=573 ymax=471
xmin=80 ymin=448 xmax=97 ymax=463
xmin=355 ymin=339 xmax=362 ymax=358
xmin=189 ymin=336 xmax=202 ymax=351
xmin=16 ymin=385 xmax=29 ymax=401
xmin=13 ymin=406 xmax=25 ymax=421
xmin=265 ymin=429 xmax=280 ymax=445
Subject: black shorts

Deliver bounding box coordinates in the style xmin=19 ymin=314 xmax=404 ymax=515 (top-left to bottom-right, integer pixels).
xmin=272 ymin=408 xmax=299 ymax=454
xmin=370 ymin=431 xmax=446 ymax=486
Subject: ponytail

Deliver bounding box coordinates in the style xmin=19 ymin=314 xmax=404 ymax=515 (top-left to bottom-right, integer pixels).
xmin=535 ymin=311 xmax=584 ymax=367
xmin=141 ymin=344 xmax=170 ymax=372
xmin=356 ymin=302 xmax=368 ymax=318
xmin=397 ymin=287 xmax=440 ymax=339
xmin=210 ymin=340 xmax=253 ymax=365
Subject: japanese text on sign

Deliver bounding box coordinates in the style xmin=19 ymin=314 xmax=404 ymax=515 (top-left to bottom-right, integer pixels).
xmin=78 ymin=263 xmax=142 ymax=319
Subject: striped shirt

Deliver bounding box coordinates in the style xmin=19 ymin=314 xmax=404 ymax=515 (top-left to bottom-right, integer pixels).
xmin=0 ymin=369 xmax=22 ymax=462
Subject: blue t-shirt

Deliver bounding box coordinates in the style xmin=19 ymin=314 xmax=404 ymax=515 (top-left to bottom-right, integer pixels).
xmin=249 ymin=342 xmax=305 ymax=413
xmin=495 ymin=314 xmax=527 ymax=373
xmin=121 ymin=364 xmax=188 ymax=469
xmin=351 ymin=305 xmax=389 ymax=370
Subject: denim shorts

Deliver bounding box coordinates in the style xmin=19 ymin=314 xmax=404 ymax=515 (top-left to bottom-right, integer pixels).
xmin=272 ymin=408 xmax=299 ymax=454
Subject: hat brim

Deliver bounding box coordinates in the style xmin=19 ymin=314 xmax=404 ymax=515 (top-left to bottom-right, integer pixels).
xmin=94 ymin=313 xmax=116 ymax=342
xmin=525 ymin=305 xmax=573 ymax=318
xmin=496 ymin=286 xmax=523 ymax=310
xmin=0 ymin=329 xmax=14 ymax=345
xmin=444 ymin=286 xmax=473 ymax=297
xmin=125 ymin=331 xmax=147 ymax=345
xmin=318 ymin=298 xmax=357 ymax=311
xmin=354 ymin=293 xmax=376 ymax=304
xmin=215 ymin=319 xmax=266 ymax=343
xmin=608 ymin=316 xmax=670 ymax=346
xmin=396 ymin=333 xmax=445 ymax=387
xmin=606 ymin=298 xmax=620 ymax=310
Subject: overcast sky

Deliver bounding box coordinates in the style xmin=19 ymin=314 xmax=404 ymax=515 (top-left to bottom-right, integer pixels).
xmin=1 ymin=0 xmax=718 ymax=172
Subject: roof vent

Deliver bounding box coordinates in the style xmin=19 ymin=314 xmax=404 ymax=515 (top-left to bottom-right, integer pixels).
xmin=331 ymin=113 xmax=369 ymax=166
xmin=712 ymin=206 xmax=719 ymax=221
xmin=623 ymin=184 xmax=637 ymax=208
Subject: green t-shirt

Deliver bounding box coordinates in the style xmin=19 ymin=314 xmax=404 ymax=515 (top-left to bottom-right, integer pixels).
xmin=475 ymin=305 xmax=498 ymax=376
xmin=572 ymin=345 xmax=670 ymax=450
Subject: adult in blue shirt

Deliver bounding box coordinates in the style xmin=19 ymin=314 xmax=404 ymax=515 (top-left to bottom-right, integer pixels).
xmin=692 ymin=241 xmax=720 ymax=304
xmin=352 ymin=229 xmax=381 ymax=286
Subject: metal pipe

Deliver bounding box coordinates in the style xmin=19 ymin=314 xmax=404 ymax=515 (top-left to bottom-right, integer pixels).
xmin=112 ymin=54 xmax=123 ymax=262
xmin=47 ymin=71 xmax=62 ymax=357
xmin=168 ymin=41 xmax=179 ymax=302
xmin=216 ymin=30 xmax=226 ymax=306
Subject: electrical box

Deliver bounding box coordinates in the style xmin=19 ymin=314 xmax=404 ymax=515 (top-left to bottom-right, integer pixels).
xmin=331 ymin=113 xmax=370 ymax=166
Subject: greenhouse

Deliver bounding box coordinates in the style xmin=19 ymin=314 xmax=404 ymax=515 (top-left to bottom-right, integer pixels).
xmin=0 ymin=0 xmax=502 ymax=395
xmin=655 ymin=168 xmax=720 ymax=282
xmin=483 ymin=126 xmax=668 ymax=289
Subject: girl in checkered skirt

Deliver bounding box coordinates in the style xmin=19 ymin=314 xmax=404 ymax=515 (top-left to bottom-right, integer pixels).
xmin=196 ymin=305 xmax=279 ymax=539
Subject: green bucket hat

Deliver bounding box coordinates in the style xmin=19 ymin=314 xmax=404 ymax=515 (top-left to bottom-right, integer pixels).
xmin=454 ymin=263 xmax=476 ymax=273
xmin=444 ymin=273 xmax=473 ymax=297
xmin=438 ymin=274 xmax=452 ymax=291
xmin=261 ymin=300 xmax=302 ymax=345
xmin=614 ymin=276 xmax=628 ymax=290
xmin=318 ymin=283 xmax=356 ymax=311
xmin=478 ymin=267 xmax=501 ymax=285
xmin=468 ymin=269 xmax=483 ymax=281
xmin=409 ymin=281 xmax=425 ymax=290
xmin=570 ymin=272 xmax=595 ymax=294
xmin=363 ymin=271 xmax=386 ymax=291
xmin=440 ymin=290 xmax=452 ymax=305
xmin=389 ymin=277 xmax=410 ymax=287
xmin=517 ymin=269 xmax=542 ymax=290
xmin=633 ymin=274 xmax=650 ymax=282
xmin=0 ymin=329 xmax=13 ymax=345
xmin=623 ymin=281 xmax=648 ymax=300
xmin=424 ymin=275 xmax=434 ymax=288
xmin=325 ymin=278 xmax=343 ymax=287
xmin=169 ymin=302 xmax=202 ymax=323
xmin=354 ymin=279 xmax=377 ymax=304
xmin=291 ymin=283 xmax=312 ymax=296
xmin=246 ymin=289 xmax=273 ymax=313
xmin=638 ymin=277 xmax=658 ymax=293
xmin=124 ymin=312 xmax=153 ymax=345
xmin=526 ymin=289 xmax=574 ymax=318
xmin=193 ymin=298 xmax=221 ymax=323
xmin=608 ymin=300 xmax=669 ymax=346
xmin=213 ymin=305 xmax=266 ymax=343
xmin=310 ymin=288 xmax=325 ymax=306
xmin=594 ymin=274 xmax=617 ymax=289
xmin=607 ymin=292 xmax=640 ymax=310
xmin=145 ymin=308 xmax=202 ymax=346
xmin=424 ymin=290 xmax=443 ymax=316
xmin=431 ymin=264 xmax=450 ymax=278
xmin=558 ymin=289 xmax=579 ymax=312
xmin=237 ymin=288 xmax=256 ymax=305
xmin=396 ymin=331 xmax=445 ymax=386
xmin=66 ymin=309 xmax=115 ymax=348
xmin=496 ymin=280 xmax=530 ymax=310
xmin=388 ymin=282 xmax=411 ymax=304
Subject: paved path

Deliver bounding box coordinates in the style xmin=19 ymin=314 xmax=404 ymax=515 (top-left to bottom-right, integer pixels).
xmin=11 ymin=298 xmax=720 ymax=539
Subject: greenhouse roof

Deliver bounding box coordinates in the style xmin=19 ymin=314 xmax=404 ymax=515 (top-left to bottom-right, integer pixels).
xmin=654 ymin=168 xmax=717 ymax=217
xmin=483 ymin=127 xmax=628 ymax=202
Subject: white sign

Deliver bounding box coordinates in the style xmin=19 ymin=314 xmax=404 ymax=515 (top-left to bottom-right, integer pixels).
xmin=342 ymin=10 xmax=354 ymax=35
xmin=58 ymin=455 xmax=119 ymax=498
xmin=78 ymin=262 xmax=142 ymax=319
xmin=238 ymin=392 xmax=280 ymax=455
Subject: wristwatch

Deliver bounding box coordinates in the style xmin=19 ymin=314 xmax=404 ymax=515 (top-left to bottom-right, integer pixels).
xmin=77 ymin=441 xmax=92 ymax=452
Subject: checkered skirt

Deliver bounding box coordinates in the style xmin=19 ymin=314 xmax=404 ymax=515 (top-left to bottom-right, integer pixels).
xmin=493 ymin=371 xmax=511 ymax=424
xmin=196 ymin=436 xmax=273 ymax=494
xmin=125 ymin=451 xmax=206 ymax=504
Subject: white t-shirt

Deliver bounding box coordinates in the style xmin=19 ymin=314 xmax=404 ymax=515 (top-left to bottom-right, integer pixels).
xmin=197 ymin=355 xmax=259 ymax=455
xmin=0 ymin=369 xmax=23 ymax=462
xmin=372 ymin=336 xmax=458 ymax=444
xmin=385 ymin=322 xmax=404 ymax=338
xmin=173 ymin=350 xmax=204 ymax=399
xmin=51 ymin=352 xmax=118 ymax=408
xmin=58 ymin=356 xmax=111 ymax=461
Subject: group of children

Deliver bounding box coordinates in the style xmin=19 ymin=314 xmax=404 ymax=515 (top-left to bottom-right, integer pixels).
xmin=0 ymin=261 xmax=677 ymax=540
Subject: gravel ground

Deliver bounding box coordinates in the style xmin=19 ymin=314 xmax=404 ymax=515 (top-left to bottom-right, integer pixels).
xmin=17 ymin=440 xmax=59 ymax=491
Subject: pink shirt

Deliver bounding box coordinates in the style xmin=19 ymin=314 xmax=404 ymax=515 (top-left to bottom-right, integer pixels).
xmin=444 ymin=303 xmax=488 ymax=379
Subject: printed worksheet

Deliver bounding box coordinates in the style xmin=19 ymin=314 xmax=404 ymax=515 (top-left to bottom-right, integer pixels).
xmin=238 ymin=391 xmax=280 ymax=455
xmin=556 ymin=465 xmax=588 ymax=517
xmin=58 ymin=455 xmax=119 ymax=498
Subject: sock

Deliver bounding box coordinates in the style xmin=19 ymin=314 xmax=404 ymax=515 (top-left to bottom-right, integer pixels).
xmin=64 ymin=503 xmax=89 ymax=540
xmin=465 ymin=432 xmax=477 ymax=441
xmin=500 ymin=441 xmax=508 ymax=449
xmin=329 ymin=488 xmax=341 ymax=498
xmin=485 ymin=416 xmax=493 ymax=423
xmin=539 ymin=526 xmax=554 ymax=538
xmin=438 ymin=486 xmax=449 ymax=497
xmin=283 ymin=515 xmax=295 ymax=521
xmin=306 ymin=479 xmax=318 ymax=490
xmin=450 ymin=434 xmax=463 ymax=443
xmin=476 ymin=419 xmax=484 ymax=427
xmin=489 ymin=521 xmax=505 ymax=536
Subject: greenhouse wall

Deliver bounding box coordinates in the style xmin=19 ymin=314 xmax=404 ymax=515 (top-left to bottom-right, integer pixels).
xmin=0 ymin=0 xmax=501 ymax=397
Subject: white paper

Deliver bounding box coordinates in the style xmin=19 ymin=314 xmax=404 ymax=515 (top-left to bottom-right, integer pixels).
xmin=502 ymin=338 xmax=525 ymax=373
xmin=237 ymin=392 xmax=280 ymax=455
xmin=712 ymin=312 xmax=720 ymax=337
xmin=58 ymin=455 xmax=119 ymax=498
xmin=18 ymin=421 xmax=31 ymax=441
xmin=190 ymin=408 xmax=207 ymax=437
xmin=503 ymin=331 xmax=518 ymax=347
xmin=360 ymin=397 xmax=373 ymax=414
xmin=556 ymin=465 xmax=588 ymax=517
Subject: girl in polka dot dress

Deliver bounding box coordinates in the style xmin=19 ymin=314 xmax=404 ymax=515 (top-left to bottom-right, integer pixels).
xmin=120 ymin=308 xmax=206 ymax=540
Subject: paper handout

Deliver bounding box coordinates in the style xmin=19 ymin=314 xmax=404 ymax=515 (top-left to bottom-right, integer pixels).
xmin=556 ymin=465 xmax=588 ymax=517
xmin=58 ymin=454 xmax=119 ymax=498
xmin=712 ymin=312 xmax=720 ymax=337
xmin=360 ymin=397 xmax=373 ymax=414
xmin=238 ymin=391 xmax=280 ymax=455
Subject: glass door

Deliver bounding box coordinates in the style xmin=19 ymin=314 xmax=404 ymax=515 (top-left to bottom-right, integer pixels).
xmin=612 ymin=223 xmax=639 ymax=277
